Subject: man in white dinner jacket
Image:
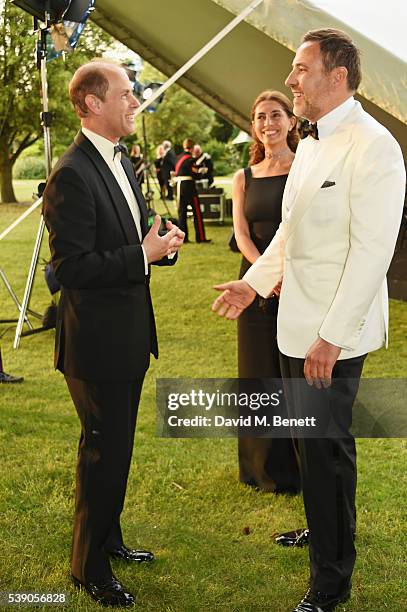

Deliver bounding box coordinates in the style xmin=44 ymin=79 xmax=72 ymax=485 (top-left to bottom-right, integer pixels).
xmin=213 ymin=29 xmax=405 ymax=612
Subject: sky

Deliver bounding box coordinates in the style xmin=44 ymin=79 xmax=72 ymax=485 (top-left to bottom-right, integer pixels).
xmin=309 ymin=0 xmax=407 ymax=61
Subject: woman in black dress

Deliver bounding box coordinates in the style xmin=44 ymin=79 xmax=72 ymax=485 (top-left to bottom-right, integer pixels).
xmin=233 ymin=90 xmax=301 ymax=493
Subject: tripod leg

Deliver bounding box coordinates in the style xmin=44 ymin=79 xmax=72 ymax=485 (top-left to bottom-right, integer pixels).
xmin=0 ymin=268 xmax=34 ymax=329
xmin=13 ymin=216 xmax=46 ymax=349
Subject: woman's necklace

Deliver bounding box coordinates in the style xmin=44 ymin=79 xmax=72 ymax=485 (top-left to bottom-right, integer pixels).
xmin=264 ymin=148 xmax=291 ymax=160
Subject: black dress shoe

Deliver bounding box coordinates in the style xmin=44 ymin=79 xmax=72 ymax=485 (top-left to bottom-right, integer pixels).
xmin=293 ymin=587 xmax=350 ymax=611
xmin=107 ymin=545 xmax=154 ymax=563
xmin=72 ymin=574 xmax=135 ymax=607
xmin=275 ymin=528 xmax=309 ymax=547
xmin=0 ymin=371 xmax=24 ymax=383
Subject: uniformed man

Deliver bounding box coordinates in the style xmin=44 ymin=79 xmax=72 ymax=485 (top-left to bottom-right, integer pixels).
xmin=175 ymin=138 xmax=211 ymax=243
xmin=193 ymin=144 xmax=214 ymax=187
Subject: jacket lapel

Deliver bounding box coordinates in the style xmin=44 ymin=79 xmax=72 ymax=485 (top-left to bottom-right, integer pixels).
xmin=121 ymin=156 xmax=149 ymax=237
xmin=284 ymin=102 xmax=364 ymax=238
xmin=282 ymin=138 xmax=309 ymax=211
xmin=74 ymin=131 xmax=140 ymax=245
xmin=285 ymin=128 xmax=352 ymax=239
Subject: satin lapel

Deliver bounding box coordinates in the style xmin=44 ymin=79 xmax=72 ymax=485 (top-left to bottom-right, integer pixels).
xmin=121 ymin=156 xmax=149 ymax=237
xmin=285 ymin=129 xmax=352 ymax=239
xmin=282 ymin=139 xmax=309 ymax=215
xmin=74 ymin=132 xmax=140 ymax=245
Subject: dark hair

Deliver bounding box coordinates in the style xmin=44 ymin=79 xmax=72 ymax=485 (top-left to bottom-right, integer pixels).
xmin=302 ymin=28 xmax=361 ymax=91
xmin=69 ymin=63 xmax=110 ymax=118
xmin=249 ymin=90 xmax=299 ymax=166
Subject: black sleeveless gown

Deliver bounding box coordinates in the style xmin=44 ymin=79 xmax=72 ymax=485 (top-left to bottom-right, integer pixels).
xmin=237 ymin=167 xmax=301 ymax=493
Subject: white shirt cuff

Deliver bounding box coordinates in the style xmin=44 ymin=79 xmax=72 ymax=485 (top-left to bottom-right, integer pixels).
xmin=141 ymin=246 xmax=148 ymax=275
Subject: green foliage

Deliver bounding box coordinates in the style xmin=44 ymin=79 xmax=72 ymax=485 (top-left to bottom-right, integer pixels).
xmin=210 ymin=113 xmax=234 ymax=143
xmin=139 ymin=87 xmax=215 ymax=153
xmin=13 ymin=156 xmax=46 ymax=180
xmin=0 ymin=2 xmax=112 ymax=202
xmin=241 ymin=142 xmax=251 ymax=168
xmin=204 ymin=138 xmax=241 ymax=176
xmin=135 ymin=64 xmax=216 ymax=153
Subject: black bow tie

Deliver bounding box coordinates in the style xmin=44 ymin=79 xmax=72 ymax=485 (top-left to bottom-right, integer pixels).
xmin=299 ymin=121 xmax=319 ymax=140
xmin=113 ymin=143 xmax=127 ymax=159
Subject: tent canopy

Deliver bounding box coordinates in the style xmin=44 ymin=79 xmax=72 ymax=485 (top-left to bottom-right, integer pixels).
xmin=92 ymin=0 xmax=407 ymax=158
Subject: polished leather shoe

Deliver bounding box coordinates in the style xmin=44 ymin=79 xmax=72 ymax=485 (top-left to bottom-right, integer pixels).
xmin=107 ymin=544 xmax=154 ymax=564
xmin=72 ymin=574 xmax=135 ymax=607
xmin=0 ymin=371 xmax=24 ymax=383
xmin=275 ymin=528 xmax=309 ymax=547
xmin=293 ymin=587 xmax=350 ymax=611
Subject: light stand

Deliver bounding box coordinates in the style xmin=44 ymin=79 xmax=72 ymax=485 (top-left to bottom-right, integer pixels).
xmin=9 ymin=0 xmax=95 ymax=348
xmin=0 ymin=189 xmax=46 ymax=328
xmin=13 ymin=15 xmax=53 ymax=348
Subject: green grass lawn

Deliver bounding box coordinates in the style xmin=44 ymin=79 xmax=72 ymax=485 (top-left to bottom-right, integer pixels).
xmin=10 ymin=177 xmax=233 ymax=206
xmin=11 ymin=179 xmax=44 ymax=204
xmin=0 ymin=202 xmax=406 ymax=611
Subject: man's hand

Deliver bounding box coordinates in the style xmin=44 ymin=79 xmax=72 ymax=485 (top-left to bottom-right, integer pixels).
xmin=212 ymin=280 xmax=256 ymax=320
xmin=164 ymin=219 xmax=185 ymax=257
xmin=142 ymin=215 xmax=185 ymax=263
xmin=304 ymin=338 xmax=341 ymax=389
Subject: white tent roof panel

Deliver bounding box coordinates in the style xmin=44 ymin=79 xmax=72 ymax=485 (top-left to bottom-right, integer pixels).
xmin=92 ymin=0 xmax=407 ymax=159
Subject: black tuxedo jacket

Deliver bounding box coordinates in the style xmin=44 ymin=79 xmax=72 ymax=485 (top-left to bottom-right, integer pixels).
xmin=43 ymin=131 xmax=176 ymax=382
xmin=161 ymin=149 xmax=176 ymax=182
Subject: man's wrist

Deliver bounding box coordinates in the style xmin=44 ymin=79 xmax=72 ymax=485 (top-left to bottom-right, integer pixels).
xmin=318 ymin=333 xmax=349 ymax=351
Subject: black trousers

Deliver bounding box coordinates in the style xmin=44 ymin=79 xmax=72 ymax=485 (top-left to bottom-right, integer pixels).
xmin=165 ymin=180 xmax=174 ymax=200
xmin=178 ymin=184 xmax=207 ymax=242
xmin=65 ymin=375 xmax=144 ymax=583
xmin=279 ymin=352 xmax=366 ymax=594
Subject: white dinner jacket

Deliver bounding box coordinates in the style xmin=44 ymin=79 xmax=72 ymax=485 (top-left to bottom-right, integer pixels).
xmin=244 ymin=101 xmax=406 ymax=360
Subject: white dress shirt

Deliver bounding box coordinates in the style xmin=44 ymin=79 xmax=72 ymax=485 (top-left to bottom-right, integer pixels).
xmin=82 ymin=127 xmax=148 ymax=273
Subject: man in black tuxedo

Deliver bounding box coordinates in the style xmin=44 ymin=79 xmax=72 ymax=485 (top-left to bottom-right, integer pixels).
xmin=43 ymin=60 xmax=184 ymax=607
xmin=161 ymin=140 xmax=176 ymax=200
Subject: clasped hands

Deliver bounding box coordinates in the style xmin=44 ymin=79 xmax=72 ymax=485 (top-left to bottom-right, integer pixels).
xmin=142 ymin=214 xmax=185 ymax=263
xmin=212 ymin=279 xmax=340 ymax=387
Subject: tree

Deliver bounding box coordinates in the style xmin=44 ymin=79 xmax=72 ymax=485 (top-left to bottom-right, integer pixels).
xmin=0 ymin=2 xmax=112 ymax=203
xmin=210 ymin=113 xmax=234 ymax=143
xmin=133 ymin=65 xmax=216 ymax=155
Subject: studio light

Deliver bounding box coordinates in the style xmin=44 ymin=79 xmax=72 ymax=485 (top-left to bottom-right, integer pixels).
xmin=141 ymin=82 xmax=165 ymax=112
xmin=12 ymin=0 xmax=70 ymax=23
xmin=12 ymin=1 xmax=96 ymax=53
xmin=49 ymin=0 xmax=96 ymax=53
xmin=121 ymin=61 xmax=165 ymax=114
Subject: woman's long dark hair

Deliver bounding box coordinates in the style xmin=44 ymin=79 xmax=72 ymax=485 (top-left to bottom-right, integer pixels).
xmin=249 ymin=90 xmax=299 ymax=166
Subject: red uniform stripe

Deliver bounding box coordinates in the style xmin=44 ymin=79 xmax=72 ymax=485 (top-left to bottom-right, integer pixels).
xmin=175 ymin=153 xmax=191 ymax=175
xmin=192 ymin=195 xmax=205 ymax=241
